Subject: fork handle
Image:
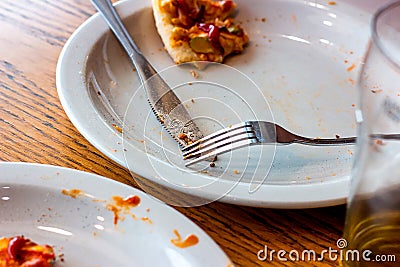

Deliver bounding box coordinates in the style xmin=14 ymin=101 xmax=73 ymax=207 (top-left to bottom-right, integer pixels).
xmin=293 ymin=136 xmax=357 ymax=146
xmin=294 ymin=133 xmax=400 ymax=146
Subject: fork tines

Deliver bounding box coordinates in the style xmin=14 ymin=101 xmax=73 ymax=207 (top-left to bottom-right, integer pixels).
xmin=182 ymin=122 xmax=257 ymax=166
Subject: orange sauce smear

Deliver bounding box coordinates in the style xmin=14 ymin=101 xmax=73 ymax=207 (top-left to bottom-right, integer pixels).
xmin=106 ymin=195 xmax=141 ymax=225
xmin=171 ymin=229 xmax=199 ymax=248
xmin=61 ymin=189 xmax=84 ymax=198
xmin=61 ymin=190 xmax=145 ymax=227
xmin=112 ymin=195 xmax=141 ymax=208
xmin=131 ymin=214 xmax=153 ymax=224
xmin=346 ymin=63 xmax=356 ymax=72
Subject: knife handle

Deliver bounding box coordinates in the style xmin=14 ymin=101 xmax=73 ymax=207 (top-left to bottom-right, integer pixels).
xmin=90 ymin=0 xmax=158 ymax=82
xmin=90 ymin=0 xmax=205 ymax=148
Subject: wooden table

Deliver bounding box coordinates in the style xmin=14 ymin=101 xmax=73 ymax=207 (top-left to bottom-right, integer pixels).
xmin=0 ymin=0 xmax=349 ymax=266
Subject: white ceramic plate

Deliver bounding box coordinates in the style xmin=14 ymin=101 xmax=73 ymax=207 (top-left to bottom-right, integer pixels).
xmin=56 ymin=0 xmax=386 ymax=208
xmin=0 ymin=162 xmax=231 ymax=266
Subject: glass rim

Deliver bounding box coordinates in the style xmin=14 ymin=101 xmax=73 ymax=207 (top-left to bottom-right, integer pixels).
xmin=372 ymin=0 xmax=400 ymax=70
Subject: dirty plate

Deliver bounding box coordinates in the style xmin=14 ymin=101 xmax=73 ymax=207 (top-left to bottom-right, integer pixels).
xmin=57 ymin=0 xmax=386 ymax=207
xmin=0 ymin=162 xmax=231 ymax=266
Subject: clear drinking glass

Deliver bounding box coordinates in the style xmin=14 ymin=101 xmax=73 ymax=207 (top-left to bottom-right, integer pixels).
xmin=342 ymin=1 xmax=400 ymax=266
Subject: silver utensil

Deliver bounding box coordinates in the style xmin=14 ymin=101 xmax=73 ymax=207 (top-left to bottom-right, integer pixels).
xmin=182 ymin=120 xmax=400 ymax=166
xmin=90 ymin=0 xmax=204 ymax=147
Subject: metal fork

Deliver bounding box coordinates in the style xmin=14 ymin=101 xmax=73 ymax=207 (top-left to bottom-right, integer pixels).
xmin=182 ymin=120 xmax=400 ymax=166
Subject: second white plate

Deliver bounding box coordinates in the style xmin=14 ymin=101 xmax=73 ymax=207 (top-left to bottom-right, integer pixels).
xmin=0 ymin=162 xmax=231 ymax=266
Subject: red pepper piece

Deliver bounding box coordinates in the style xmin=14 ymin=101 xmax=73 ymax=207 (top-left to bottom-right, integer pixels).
xmin=8 ymin=236 xmax=27 ymax=259
xmin=198 ymin=23 xmax=220 ymax=45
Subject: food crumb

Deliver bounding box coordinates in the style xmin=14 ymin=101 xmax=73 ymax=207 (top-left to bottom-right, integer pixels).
xmin=291 ymin=14 xmax=297 ymax=24
xmin=371 ymin=89 xmax=383 ymax=93
xmin=178 ymin=132 xmax=195 ymax=145
xmin=375 ymin=139 xmax=384 ymax=145
xmin=209 ymin=162 xmax=215 ymax=167
xmin=112 ymin=124 xmax=123 ymax=133
xmin=346 ymin=63 xmax=356 ymax=72
xmin=328 ymin=1 xmax=336 ymax=5
xmin=261 ymin=17 xmax=266 ymax=22
xmin=62 ymin=189 xmax=84 ymax=198
xmin=190 ymin=70 xmax=199 ymax=78
xmin=335 ymin=134 xmax=340 ymax=139
xmin=141 ymin=217 xmax=153 ymax=224
xmin=233 ymin=170 xmax=240 ymax=174
xmin=348 ymin=78 xmax=355 ymax=85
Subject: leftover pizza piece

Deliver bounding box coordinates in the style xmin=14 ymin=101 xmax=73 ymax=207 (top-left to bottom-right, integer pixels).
xmin=0 ymin=236 xmax=55 ymax=267
xmin=152 ymin=0 xmax=249 ymax=64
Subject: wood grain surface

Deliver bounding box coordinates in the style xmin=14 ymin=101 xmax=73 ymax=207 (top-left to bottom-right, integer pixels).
xmin=0 ymin=0 xmax=348 ymax=266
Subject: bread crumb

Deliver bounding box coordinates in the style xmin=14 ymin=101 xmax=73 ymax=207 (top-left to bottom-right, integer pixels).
xmin=375 ymin=139 xmax=384 ymax=145
xmin=190 ymin=70 xmax=199 ymax=78
xmin=112 ymin=124 xmax=123 ymax=133
xmin=346 ymin=63 xmax=356 ymax=72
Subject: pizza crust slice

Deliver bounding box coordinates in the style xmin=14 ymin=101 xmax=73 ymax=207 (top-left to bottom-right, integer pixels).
xmin=152 ymin=0 xmax=249 ymax=64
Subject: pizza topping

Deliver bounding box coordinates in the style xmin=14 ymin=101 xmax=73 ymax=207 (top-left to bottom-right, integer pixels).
xmin=158 ymin=0 xmax=249 ymax=63
xmin=190 ymin=36 xmax=214 ymax=53
xmin=7 ymin=236 xmax=26 ymax=260
xmin=0 ymin=236 xmax=55 ymax=267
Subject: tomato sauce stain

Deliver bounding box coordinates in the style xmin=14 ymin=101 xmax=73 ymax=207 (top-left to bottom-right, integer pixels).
xmin=171 ymin=229 xmax=199 ymax=248
xmin=106 ymin=195 xmax=141 ymax=225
